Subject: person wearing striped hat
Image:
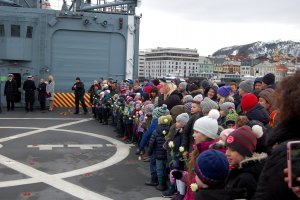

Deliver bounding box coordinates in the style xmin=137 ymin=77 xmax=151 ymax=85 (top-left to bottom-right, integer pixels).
xmin=225 ymin=125 xmax=267 ymax=199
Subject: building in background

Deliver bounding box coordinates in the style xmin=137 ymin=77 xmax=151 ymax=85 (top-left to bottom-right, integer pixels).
xmin=138 ymin=50 xmax=148 ymax=79
xmin=144 ymin=47 xmax=199 ymax=78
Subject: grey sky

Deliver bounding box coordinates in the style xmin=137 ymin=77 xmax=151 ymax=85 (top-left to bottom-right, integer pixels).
xmin=137 ymin=0 xmax=300 ymax=55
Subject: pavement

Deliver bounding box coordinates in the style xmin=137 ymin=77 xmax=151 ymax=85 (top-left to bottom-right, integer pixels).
xmin=0 ymin=107 xmax=170 ymax=200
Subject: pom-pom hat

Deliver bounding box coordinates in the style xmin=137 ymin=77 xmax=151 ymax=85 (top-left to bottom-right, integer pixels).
xmin=193 ymin=109 xmax=220 ymax=139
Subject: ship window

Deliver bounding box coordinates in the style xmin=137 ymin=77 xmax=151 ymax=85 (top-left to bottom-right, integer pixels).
xmin=0 ymin=24 xmax=4 ymax=36
xmin=26 ymin=26 xmax=33 ymax=38
xmin=11 ymin=25 xmax=20 ymax=37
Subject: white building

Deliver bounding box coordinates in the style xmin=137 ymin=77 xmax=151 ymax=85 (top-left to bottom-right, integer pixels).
xmin=240 ymin=66 xmax=252 ymax=77
xmin=144 ymin=47 xmax=199 ymax=78
xmin=253 ymin=61 xmax=276 ymax=77
xmin=138 ymin=50 xmax=148 ymax=79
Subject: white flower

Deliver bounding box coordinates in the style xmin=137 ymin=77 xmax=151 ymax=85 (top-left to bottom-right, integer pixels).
xmin=168 ymin=141 xmax=174 ymax=148
xmin=179 ymin=146 xmax=184 ymax=152
xmin=129 ymin=117 xmax=132 ymax=120
xmin=164 ymin=119 xmax=168 ymax=123
xmin=162 ymin=130 xmax=167 ymax=135
xmin=145 ymin=116 xmax=148 ymax=119
xmin=133 ymin=116 xmax=136 ymax=118
xmin=190 ymin=183 xmax=198 ymax=192
xmin=138 ymin=156 xmax=141 ymax=161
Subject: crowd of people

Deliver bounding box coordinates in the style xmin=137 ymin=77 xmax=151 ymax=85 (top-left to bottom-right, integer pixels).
xmin=3 ymin=71 xmax=300 ymax=200
xmin=87 ymin=71 xmax=300 ymax=200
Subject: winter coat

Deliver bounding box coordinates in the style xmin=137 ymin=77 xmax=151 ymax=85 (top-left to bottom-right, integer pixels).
xmin=164 ymin=90 xmax=183 ymax=110
xmin=4 ymin=80 xmax=18 ymax=101
xmin=181 ymin=112 xmax=203 ymax=153
xmin=46 ymin=81 xmax=55 ymax=101
xmin=143 ymin=82 xmax=153 ymax=96
xmin=37 ymin=82 xmax=47 ymax=102
xmin=139 ymin=118 xmax=158 ymax=151
xmin=195 ymin=186 xmax=241 ymax=200
xmin=246 ymin=104 xmax=270 ymax=126
xmin=72 ymin=81 xmax=85 ymax=97
xmin=225 ymin=152 xmax=267 ymax=200
xmin=252 ymin=119 xmax=300 ymax=200
xmin=148 ymin=124 xmax=170 ymax=160
xmin=23 ymin=80 xmax=36 ymax=103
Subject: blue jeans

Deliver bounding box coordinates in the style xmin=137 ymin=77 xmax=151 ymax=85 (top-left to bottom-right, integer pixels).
xmin=150 ymin=154 xmax=157 ymax=177
xmin=156 ymin=159 xmax=166 ymax=178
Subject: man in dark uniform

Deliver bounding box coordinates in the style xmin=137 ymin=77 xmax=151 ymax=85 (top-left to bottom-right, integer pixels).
xmin=23 ymin=75 xmax=36 ymax=112
xmin=4 ymin=74 xmax=18 ymax=111
xmin=72 ymin=77 xmax=87 ymax=114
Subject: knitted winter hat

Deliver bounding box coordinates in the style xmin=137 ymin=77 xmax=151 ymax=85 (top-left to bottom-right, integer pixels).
xmin=220 ymin=128 xmax=235 ymax=141
xmin=262 ymin=73 xmax=275 ymax=86
xmin=200 ymin=97 xmax=219 ymax=114
xmin=193 ymin=109 xmax=220 ymax=139
xmin=152 ymin=104 xmax=170 ymax=118
xmin=220 ymin=102 xmax=235 ymax=115
xmin=258 ymin=88 xmax=275 ymax=106
xmin=225 ymin=125 xmax=257 ymax=157
xmin=176 ymin=113 xmax=189 ymax=126
xmin=254 ymin=77 xmax=263 ymax=84
xmin=217 ymin=86 xmax=231 ymax=98
xmin=179 ymin=82 xmax=187 ymax=90
xmin=126 ymin=96 xmax=133 ymax=103
xmin=170 ymin=105 xmax=185 ymax=120
xmin=193 ymin=94 xmax=203 ymax=104
xmin=184 ymin=102 xmax=192 ymax=114
xmin=158 ymin=115 xmax=172 ymax=125
xmin=145 ymin=104 xmax=155 ymax=114
xmin=195 ymin=150 xmax=229 ymax=186
xmin=183 ymin=95 xmax=194 ymax=104
xmin=241 ymin=93 xmax=258 ymax=112
xmin=225 ymin=109 xmax=238 ymax=126
xmin=239 ymin=80 xmax=253 ymax=93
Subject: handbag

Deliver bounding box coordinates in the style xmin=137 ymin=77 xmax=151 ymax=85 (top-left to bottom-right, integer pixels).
xmin=46 ymin=92 xmax=51 ymax=98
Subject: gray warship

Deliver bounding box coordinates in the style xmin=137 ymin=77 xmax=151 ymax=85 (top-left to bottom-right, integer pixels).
xmin=0 ymin=0 xmax=140 ymax=107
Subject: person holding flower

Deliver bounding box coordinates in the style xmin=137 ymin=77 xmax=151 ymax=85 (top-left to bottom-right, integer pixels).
xmin=148 ymin=114 xmax=173 ymax=191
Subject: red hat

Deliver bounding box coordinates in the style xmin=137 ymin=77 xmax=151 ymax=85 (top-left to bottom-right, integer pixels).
xmin=241 ymin=93 xmax=258 ymax=112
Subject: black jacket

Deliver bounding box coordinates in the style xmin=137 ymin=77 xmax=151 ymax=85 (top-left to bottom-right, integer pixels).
xmin=225 ymin=153 xmax=267 ymax=200
xmin=246 ymin=104 xmax=270 ymax=126
xmin=72 ymin=81 xmax=85 ymax=97
xmin=195 ymin=186 xmax=242 ymax=200
xmin=37 ymin=82 xmax=47 ymax=102
xmin=4 ymin=80 xmax=18 ymax=101
xmin=252 ymin=119 xmax=300 ymax=200
xmin=23 ymin=80 xmax=36 ymax=102
xmin=164 ymin=90 xmax=183 ymax=110
xmin=148 ymin=124 xmax=170 ymax=160
xmin=181 ymin=112 xmax=203 ymax=152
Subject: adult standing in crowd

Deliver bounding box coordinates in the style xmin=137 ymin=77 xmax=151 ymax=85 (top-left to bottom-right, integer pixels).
xmin=23 ymin=75 xmax=36 ymax=112
xmin=161 ymin=82 xmax=182 ymax=110
xmin=262 ymin=73 xmax=276 ymax=89
xmin=4 ymin=74 xmax=18 ymax=111
xmin=253 ymin=70 xmax=300 ymax=200
xmin=37 ymin=78 xmax=47 ymax=110
xmin=72 ymin=77 xmax=87 ymax=114
xmin=46 ymin=75 xmax=55 ymax=111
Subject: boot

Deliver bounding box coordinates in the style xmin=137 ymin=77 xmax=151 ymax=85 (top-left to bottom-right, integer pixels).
xmin=156 ymin=176 xmax=167 ymax=191
xmin=145 ymin=176 xmax=158 ymax=186
xmin=162 ymin=184 xmax=176 ymax=197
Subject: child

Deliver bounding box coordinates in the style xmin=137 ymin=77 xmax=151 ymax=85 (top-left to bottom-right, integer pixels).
xmin=219 ymin=102 xmax=235 ymax=126
xmin=225 ymin=125 xmax=267 ymax=199
xmin=172 ymin=109 xmax=221 ymax=200
xmin=148 ymin=114 xmax=173 ymax=191
xmin=194 ymin=150 xmax=231 ymax=200
xmin=181 ymin=94 xmax=204 ymax=153
xmin=163 ymin=113 xmax=189 ymax=198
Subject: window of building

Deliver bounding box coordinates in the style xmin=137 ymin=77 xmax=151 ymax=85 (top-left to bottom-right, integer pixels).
xmin=0 ymin=24 xmax=4 ymax=36
xmin=11 ymin=25 xmax=20 ymax=37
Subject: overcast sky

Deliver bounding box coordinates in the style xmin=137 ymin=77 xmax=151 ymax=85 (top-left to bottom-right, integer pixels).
xmin=136 ymin=0 xmax=300 ymax=55
xmin=49 ymin=0 xmax=300 ymax=56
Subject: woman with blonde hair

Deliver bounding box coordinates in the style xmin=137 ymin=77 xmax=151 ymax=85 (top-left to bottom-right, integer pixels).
xmin=46 ymin=75 xmax=55 ymax=111
xmin=161 ymin=82 xmax=182 ymax=110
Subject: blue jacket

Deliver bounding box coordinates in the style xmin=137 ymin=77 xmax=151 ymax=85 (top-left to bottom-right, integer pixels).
xmin=139 ymin=118 xmax=158 ymax=151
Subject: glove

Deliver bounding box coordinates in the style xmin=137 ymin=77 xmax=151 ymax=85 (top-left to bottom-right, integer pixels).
xmin=169 ymin=170 xmax=176 ymax=184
